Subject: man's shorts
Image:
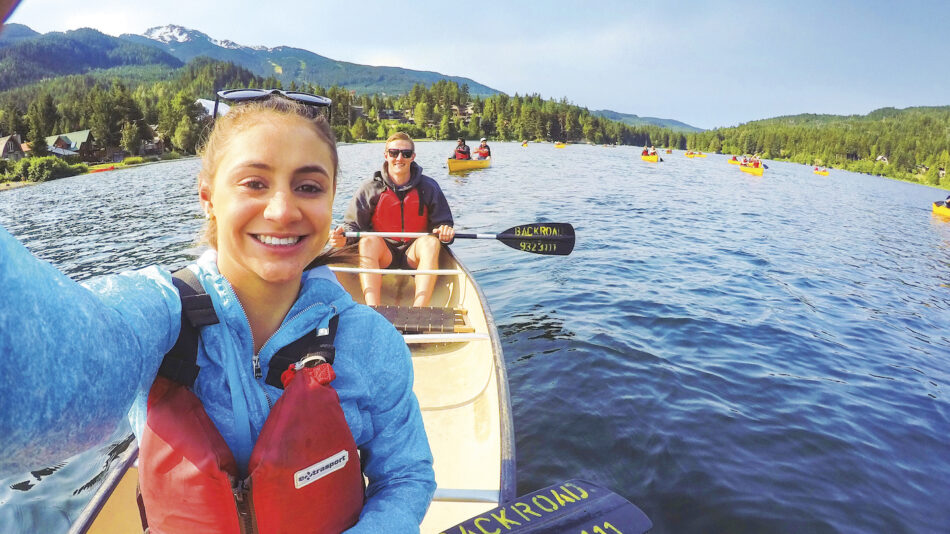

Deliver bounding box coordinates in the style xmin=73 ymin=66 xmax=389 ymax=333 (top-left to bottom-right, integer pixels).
xmin=384 ymin=239 xmax=415 ymax=270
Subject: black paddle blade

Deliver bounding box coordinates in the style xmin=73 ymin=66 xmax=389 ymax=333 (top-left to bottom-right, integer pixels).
xmin=496 ymin=223 xmax=575 ymax=256
xmin=442 ymin=479 xmax=652 ymax=533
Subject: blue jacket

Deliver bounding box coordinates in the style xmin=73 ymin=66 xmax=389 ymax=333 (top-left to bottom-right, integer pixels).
xmin=0 ymin=226 xmax=435 ymax=532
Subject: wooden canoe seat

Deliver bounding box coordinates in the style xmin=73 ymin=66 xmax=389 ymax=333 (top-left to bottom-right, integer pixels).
xmin=371 ymin=305 xmax=474 ymax=334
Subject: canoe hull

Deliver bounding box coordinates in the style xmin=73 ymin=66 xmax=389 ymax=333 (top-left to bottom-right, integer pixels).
xmin=740 ymin=164 xmax=764 ymax=176
xmin=933 ymin=202 xmax=950 ymax=217
xmin=640 ymin=154 xmax=659 ymax=162
xmin=447 ymin=158 xmax=491 ymax=172
xmin=333 ymin=248 xmax=516 ymax=532
xmin=814 ymin=170 xmax=829 ymax=176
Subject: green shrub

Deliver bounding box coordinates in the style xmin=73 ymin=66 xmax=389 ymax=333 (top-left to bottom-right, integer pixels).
xmin=144 ymin=156 xmax=159 ymax=163
xmin=28 ymin=156 xmax=76 ymax=182
xmin=70 ymin=163 xmax=89 ymax=175
xmin=122 ymin=156 xmax=145 ymax=165
xmin=10 ymin=158 xmax=31 ymax=181
xmin=161 ymin=151 xmax=182 ymax=160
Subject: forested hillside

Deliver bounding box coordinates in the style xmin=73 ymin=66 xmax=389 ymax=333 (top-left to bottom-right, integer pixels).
xmin=687 ymin=107 xmax=950 ymax=186
xmin=0 ymin=27 xmax=182 ymax=91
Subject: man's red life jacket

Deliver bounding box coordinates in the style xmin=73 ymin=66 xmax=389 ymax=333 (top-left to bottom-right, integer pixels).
xmin=371 ymin=185 xmax=429 ymax=243
xmin=138 ymin=271 xmax=364 ymax=533
xmin=455 ymin=148 xmax=470 ymax=160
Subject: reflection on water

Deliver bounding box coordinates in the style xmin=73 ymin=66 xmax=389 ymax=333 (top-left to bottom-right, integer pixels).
xmin=1 ymin=144 xmax=949 ymax=533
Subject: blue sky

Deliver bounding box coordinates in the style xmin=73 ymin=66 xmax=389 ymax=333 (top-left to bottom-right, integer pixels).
xmin=3 ymin=0 xmax=948 ymax=129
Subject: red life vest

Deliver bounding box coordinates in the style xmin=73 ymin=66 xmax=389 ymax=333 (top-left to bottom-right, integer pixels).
xmin=138 ymin=272 xmax=364 ymax=534
xmin=371 ymin=185 xmax=429 ymax=243
xmin=455 ymin=148 xmax=470 ymax=160
xmin=476 ymin=146 xmax=490 ymax=158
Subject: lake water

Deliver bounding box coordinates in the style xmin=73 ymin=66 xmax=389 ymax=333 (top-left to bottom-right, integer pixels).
xmin=1 ymin=142 xmax=949 ymax=533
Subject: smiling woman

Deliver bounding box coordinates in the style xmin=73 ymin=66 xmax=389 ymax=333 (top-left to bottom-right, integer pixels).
xmin=0 ymin=93 xmax=436 ymax=532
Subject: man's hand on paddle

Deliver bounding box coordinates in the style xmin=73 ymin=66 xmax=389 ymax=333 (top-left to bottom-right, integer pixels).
xmin=433 ymin=225 xmax=454 ymax=243
xmin=328 ymin=226 xmax=346 ymax=248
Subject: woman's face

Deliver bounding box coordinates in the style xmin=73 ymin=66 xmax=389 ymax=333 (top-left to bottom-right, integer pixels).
xmin=201 ymin=112 xmax=336 ymax=288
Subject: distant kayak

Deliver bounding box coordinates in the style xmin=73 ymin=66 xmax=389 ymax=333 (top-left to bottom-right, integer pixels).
xmin=554 ymin=143 xmax=566 ymax=149
xmin=447 ymin=157 xmax=491 ymax=172
xmin=641 ymin=154 xmax=659 ymax=163
xmin=728 ymin=159 xmax=741 ymax=165
xmin=932 ymin=202 xmax=950 ymax=217
xmin=665 ymin=149 xmax=673 ymax=154
xmin=90 ymin=165 xmax=115 ymax=173
xmin=739 ymin=164 xmax=764 ymax=176
xmin=813 ymin=169 xmax=829 ymax=176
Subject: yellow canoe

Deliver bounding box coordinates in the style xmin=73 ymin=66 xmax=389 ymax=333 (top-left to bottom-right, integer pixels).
xmin=739 ymin=164 xmax=764 ymax=176
xmin=447 ymin=158 xmax=491 ymax=172
xmin=728 ymin=159 xmax=741 ymax=165
xmin=554 ymin=143 xmax=566 ymax=149
xmin=693 ymin=153 xmax=707 ymax=158
xmin=641 ymin=154 xmax=659 ymax=163
xmin=665 ymin=149 xmax=673 ymax=154
xmin=79 ymin=248 xmax=516 ymax=534
xmin=813 ymin=170 xmax=829 ymax=176
xmin=933 ymin=202 xmax=950 ymax=217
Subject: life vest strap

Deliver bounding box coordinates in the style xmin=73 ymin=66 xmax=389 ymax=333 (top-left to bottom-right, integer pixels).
xmin=159 ymin=268 xmax=220 ymax=387
xmin=265 ymin=315 xmax=339 ymax=389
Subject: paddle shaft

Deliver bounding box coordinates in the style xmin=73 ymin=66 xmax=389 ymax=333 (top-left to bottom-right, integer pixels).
xmin=345 ymin=231 xmax=498 ymax=239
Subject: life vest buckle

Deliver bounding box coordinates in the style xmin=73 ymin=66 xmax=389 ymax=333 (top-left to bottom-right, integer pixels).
xmin=295 ymin=354 xmax=328 ymax=370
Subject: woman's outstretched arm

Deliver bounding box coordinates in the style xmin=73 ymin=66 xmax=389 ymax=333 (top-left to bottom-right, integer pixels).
xmin=0 ymin=226 xmax=181 ymax=477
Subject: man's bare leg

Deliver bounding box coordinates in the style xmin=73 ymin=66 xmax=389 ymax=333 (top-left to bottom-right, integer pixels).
xmin=407 ymin=235 xmax=442 ymax=307
xmin=358 ymin=236 xmax=392 ymax=306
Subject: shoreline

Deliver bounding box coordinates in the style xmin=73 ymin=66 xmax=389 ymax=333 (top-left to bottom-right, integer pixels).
xmin=0 ymin=156 xmax=199 ymax=193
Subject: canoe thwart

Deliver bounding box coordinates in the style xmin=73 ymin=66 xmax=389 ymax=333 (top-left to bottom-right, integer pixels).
xmin=372 ymin=305 xmax=474 ymax=334
xmin=433 ymin=488 xmax=501 ymax=503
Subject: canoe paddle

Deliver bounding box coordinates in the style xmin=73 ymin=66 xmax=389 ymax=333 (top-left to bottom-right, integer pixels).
xmin=442 ymin=478 xmax=652 ymax=533
xmin=344 ymin=222 xmax=575 ymax=256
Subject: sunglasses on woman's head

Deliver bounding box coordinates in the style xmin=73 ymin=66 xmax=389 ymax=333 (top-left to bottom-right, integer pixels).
xmin=387 ymin=149 xmax=414 ymax=158
xmin=212 ymin=88 xmax=333 ymax=121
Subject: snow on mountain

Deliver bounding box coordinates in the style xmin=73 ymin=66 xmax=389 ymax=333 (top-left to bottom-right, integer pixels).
xmin=142 ymin=25 xmax=265 ymax=51
xmin=143 ymin=25 xmax=196 ymax=44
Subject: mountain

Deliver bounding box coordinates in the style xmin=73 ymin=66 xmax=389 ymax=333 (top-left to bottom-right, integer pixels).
xmin=120 ymin=25 xmax=501 ymax=97
xmin=592 ymin=109 xmax=702 ymax=132
xmin=0 ymin=23 xmax=39 ymax=45
xmin=0 ymin=27 xmax=182 ymax=91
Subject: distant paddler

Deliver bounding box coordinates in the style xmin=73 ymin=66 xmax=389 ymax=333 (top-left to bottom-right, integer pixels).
xmin=474 ymin=137 xmax=492 ymax=160
xmin=449 ymin=137 xmax=471 ymax=160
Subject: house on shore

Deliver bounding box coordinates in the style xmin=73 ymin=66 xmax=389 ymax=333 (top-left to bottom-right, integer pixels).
xmin=0 ymin=134 xmax=25 ymax=161
xmin=45 ymin=130 xmax=96 ymax=161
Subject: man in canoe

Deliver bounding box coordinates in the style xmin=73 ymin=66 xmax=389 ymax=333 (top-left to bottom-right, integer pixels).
xmin=450 ymin=137 xmax=471 ymax=160
xmin=0 ymin=92 xmax=436 ymax=532
xmin=474 ymin=137 xmax=491 ymax=160
xmin=330 ymin=132 xmax=455 ymax=307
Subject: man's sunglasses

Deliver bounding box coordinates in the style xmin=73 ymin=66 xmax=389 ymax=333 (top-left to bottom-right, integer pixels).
xmin=212 ymin=88 xmax=333 ymax=121
xmin=387 ymin=149 xmax=414 ymax=158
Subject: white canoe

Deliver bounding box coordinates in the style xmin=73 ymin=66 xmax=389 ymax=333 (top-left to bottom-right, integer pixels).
xmin=74 ymin=247 xmax=516 ymax=533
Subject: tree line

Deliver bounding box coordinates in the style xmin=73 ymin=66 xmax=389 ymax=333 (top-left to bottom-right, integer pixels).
xmin=1 ymin=56 xmax=948 ymax=189
xmin=685 ymin=107 xmax=950 ymax=187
